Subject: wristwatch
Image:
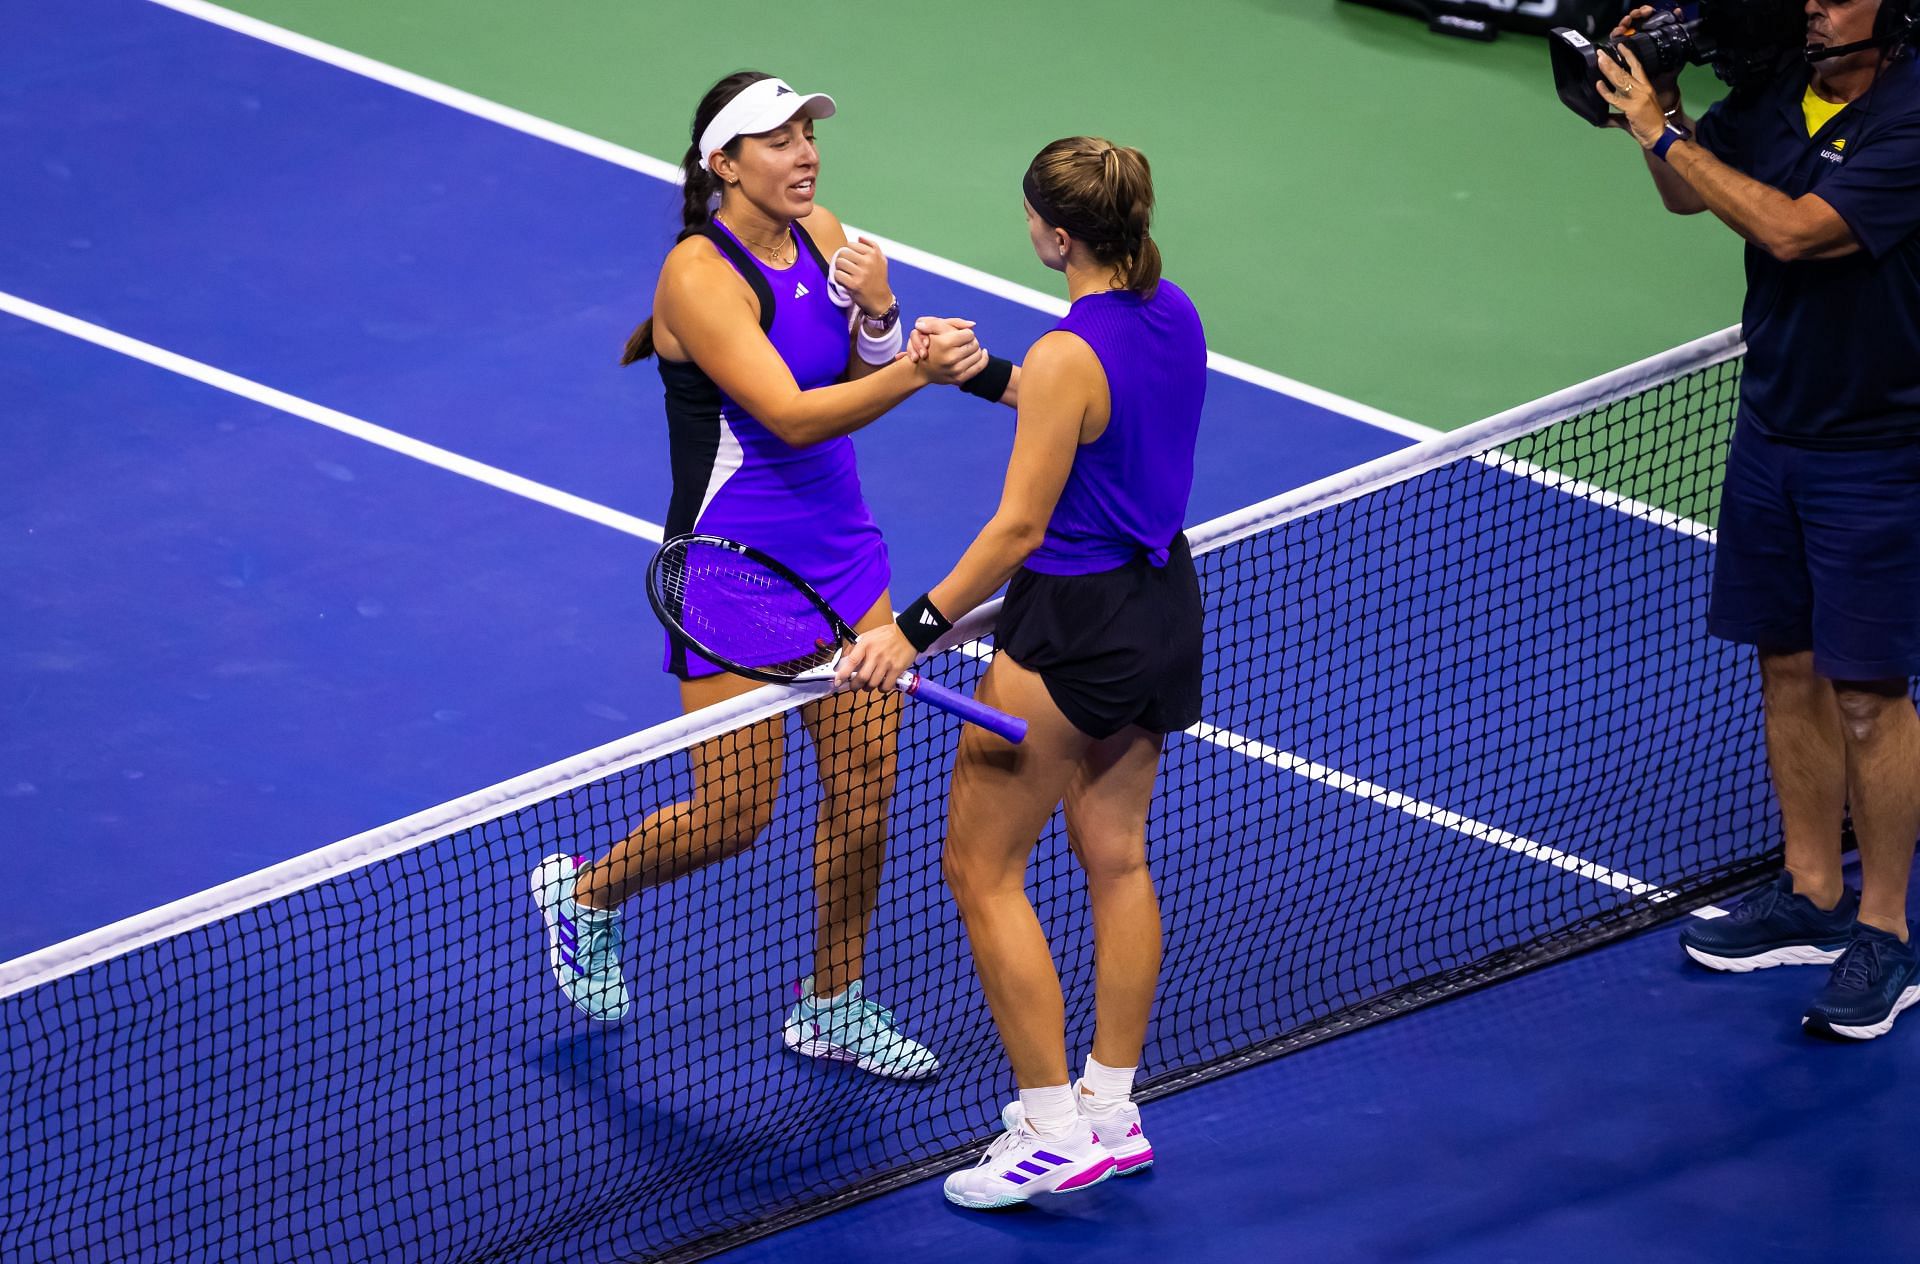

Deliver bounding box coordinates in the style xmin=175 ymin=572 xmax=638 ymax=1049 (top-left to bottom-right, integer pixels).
xmin=860 ymin=298 xmax=900 ymax=334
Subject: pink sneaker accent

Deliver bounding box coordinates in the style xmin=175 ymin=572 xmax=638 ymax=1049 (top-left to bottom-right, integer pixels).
xmin=1051 ymin=1155 xmax=1117 ymax=1192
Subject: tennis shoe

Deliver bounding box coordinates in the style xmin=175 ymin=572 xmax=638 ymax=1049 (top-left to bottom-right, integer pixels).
xmin=943 ymin=1114 xmax=1115 ymax=1210
xmin=783 ymin=977 xmax=939 ymax=1080
xmin=1803 ymin=925 xmax=1920 ymax=1041
xmin=1679 ymin=872 xmax=1856 ymax=972
xmin=1002 ymin=1084 xmax=1154 ymax=1175
xmin=529 ymin=853 xmax=632 ymax=1022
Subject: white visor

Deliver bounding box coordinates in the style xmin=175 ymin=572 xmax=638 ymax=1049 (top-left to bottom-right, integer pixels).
xmin=697 ymin=78 xmax=837 ymax=171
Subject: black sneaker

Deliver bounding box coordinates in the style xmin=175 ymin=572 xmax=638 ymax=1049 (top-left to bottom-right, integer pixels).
xmin=1679 ymin=873 xmax=1857 ymax=973
xmin=1803 ymin=925 xmax=1920 ymax=1041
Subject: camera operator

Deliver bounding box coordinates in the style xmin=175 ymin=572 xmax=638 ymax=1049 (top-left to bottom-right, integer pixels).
xmin=1601 ymin=1 xmax=1920 ymax=1039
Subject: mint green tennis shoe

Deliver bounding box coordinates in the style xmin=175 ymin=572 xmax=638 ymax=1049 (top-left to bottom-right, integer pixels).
xmin=782 ymin=977 xmax=940 ymax=1080
xmin=529 ymin=853 xmax=632 ymax=1023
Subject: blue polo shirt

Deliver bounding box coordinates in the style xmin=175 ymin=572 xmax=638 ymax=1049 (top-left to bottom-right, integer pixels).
xmin=1693 ymin=53 xmax=1920 ymax=448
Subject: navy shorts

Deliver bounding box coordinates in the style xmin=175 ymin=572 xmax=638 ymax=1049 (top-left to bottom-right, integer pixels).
xmin=1708 ymin=422 xmax=1920 ymax=681
xmin=996 ymin=534 xmax=1204 ymax=739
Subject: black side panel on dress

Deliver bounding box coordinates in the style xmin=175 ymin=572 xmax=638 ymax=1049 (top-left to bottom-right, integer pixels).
xmin=695 ymin=225 xmax=776 ymax=333
xmin=657 ymin=357 xmax=728 ymax=678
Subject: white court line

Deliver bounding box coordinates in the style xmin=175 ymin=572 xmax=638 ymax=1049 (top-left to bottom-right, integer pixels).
xmin=0 ymin=8 xmax=1730 ymax=992
xmin=0 ymin=576 xmax=1727 ymax=995
xmin=0 ymin=666 xmax=1718 ymax=998
xmin=146 ymin=0 xmax=1440 ymax=444
xmin=1188 ymin=723 xmax=1672 ymax=900
xmin=957 ymin=627 xmax=1704 ymax=914
xmin=0 ymin=289 xmax=665 ymax=543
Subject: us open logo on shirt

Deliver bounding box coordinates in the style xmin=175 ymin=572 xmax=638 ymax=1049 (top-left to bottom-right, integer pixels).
xmin=1820 ymin=137 xmax=1848 ymax=164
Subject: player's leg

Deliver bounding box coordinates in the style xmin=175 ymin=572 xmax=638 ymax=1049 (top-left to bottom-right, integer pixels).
xmin=532 ymin=671 xmax=784 ymax=1022
xmin=1060 ymin=724 xmax=1164 ymax=1174
xmin=784 ymin=593 xmax=936 ymax=1078
xmin=941 ymin=654 xmax=1113 ymax=1208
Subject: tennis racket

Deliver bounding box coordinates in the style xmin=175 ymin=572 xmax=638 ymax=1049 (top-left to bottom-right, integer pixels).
xmin=646 ymin=534 xmax=1027 ymax=744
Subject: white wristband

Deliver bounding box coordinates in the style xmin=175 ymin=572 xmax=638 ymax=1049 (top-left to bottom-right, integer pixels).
xmin=855 ymin=319 xmax=904 ymax=366
xmin=825 ymin=247 xmax=857 ymax=311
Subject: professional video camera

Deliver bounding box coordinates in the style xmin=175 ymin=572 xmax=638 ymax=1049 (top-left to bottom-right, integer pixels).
xmin=1550 ymin=0 xmax=1920 ymax=126
xmin=1549 ymin=1 xmax=1804 ymax=125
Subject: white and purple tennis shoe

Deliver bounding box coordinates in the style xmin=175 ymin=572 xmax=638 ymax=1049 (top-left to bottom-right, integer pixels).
xmin=943 ymin=1114 xmax=1116 ymax=1209
xmin=530 ymin=853 xmax=632 ymax=1022
xmin=1002 ymin=1086 xmax=1154 ymax=1176
xmin=783 ymin=976 xmax=940 ymax=1080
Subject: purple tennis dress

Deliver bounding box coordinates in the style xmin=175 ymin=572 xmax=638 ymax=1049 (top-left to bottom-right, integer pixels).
xmin=657 ymin=219 xmax=889 ymax=679
xmin=1027 ymin=281 xmax=1208 ymax=574
xmin=995 ymin=280 xmax=1210 ymax=738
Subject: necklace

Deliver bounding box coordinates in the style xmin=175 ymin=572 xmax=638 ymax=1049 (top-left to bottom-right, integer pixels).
xmin=717 ymin=213 xmax=794 ymax=268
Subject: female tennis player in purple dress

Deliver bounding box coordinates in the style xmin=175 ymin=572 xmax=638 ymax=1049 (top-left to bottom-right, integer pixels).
xmin=528 ymin=71 xmax=985 ymax=1080
xmin=841 ymin=138 xmax=1207 ymax=1204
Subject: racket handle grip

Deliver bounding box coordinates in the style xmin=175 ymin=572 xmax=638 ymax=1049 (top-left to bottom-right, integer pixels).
xmin=896 ymin=672 xmax=1028 ymax=744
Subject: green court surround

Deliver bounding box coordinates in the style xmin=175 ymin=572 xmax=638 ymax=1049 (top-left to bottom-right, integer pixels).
xmin=219 ymin=0 xmax=1742 ymax=427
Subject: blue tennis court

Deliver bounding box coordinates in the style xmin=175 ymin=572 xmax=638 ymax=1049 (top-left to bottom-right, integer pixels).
xmin=5 ymin=4 xmax=1918 ymax=1262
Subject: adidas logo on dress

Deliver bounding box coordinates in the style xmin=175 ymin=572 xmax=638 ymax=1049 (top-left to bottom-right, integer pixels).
xmin=794 ymin=282 xmax=810 ymax=298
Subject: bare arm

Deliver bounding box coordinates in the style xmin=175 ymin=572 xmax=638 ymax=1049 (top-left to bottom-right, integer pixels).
xmin=909 ymin=318 xmax=1023 ymax=408
xmin=1667 ymin=146 xmax=1860 ymax=261
xmin=660 ymin=247 xmax=930 ymax=447
xmin=801 ymin=204 xmax=892 ymax=383
xmin=1641 ymin=104 xmax=1709 ymax=215
xmin=1599 ymin=45 xmax=1861 ymax=262
xmin=993 ymin=364 xmax=1023 ymax=410
xmin=833 ymin=332 xmax=1096 ymax=689
xmin=926 ymin=332 xmax=1094 ymax=616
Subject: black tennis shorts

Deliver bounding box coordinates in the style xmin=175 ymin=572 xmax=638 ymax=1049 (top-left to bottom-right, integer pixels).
xmin=996 ymin=534 xmax=1204 ymax=740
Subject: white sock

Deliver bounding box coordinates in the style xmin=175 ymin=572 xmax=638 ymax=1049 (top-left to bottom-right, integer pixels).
xmin=1018 ymin=1084 xmax=1079 ymax=1139
xmin=1080 ymin=1056 xmax=1137 ymax=1109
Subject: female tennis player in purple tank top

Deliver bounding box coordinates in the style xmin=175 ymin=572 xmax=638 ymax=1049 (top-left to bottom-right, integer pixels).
xmin=842 ymin=137 xmax=1207 ymax=1205
xmin=527 ymin=71 xmax=987 ymax=1080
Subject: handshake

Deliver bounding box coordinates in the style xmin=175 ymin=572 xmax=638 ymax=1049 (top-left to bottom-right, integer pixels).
xmin=902 ymin=315 xmax=990 ymax=387
xmin=826 ymin=240 xmax=991 ymax=388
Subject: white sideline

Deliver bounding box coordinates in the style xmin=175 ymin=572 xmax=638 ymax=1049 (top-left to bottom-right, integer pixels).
xmin=0 ymin=8 xmax=1741 ymax=997
xmin=145 ymin=0 xmax=1438 ymax=444
xmin=0 ymin=290 xmax=666 ymax=543
xmin=141 ymin=0 xmax=1745 ymax=554
xmin=1187 ymin=726 xmax=1669 ymax=899
xmin=1189 ymin=326 xmax=1743 ymax=557
xmin=0 ymin=357 xmax=1735 ymax=1006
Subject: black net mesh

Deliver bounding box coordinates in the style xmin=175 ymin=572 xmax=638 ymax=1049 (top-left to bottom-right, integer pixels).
xmin=1 ymin=351 xmax=1774 ymax=1263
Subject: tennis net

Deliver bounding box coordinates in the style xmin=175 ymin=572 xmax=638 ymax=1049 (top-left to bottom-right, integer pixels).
xmin=1 ymin=328 xmax=1772 ymax=1263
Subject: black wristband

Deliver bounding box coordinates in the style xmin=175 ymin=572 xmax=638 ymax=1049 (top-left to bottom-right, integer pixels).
xmin=896 ymin=592 xmax=953 ymax=654
xmin=958 ymin=355 xmax=1014 ymax=403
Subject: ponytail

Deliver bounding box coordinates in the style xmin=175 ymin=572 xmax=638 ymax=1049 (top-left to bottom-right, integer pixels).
xmin=1026 ymin=137 xmax=1161 ymax=299
xmin=1099 ymin=146 xmax=1161 ymax=299
xmin=621 ymin=71 xmax=771 ymax=365
xmin=1122 ymin=235 xmax=1163 ymax=299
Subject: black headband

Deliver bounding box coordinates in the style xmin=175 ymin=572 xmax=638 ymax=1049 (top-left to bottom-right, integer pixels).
xmin=1022 ymin=163 xmax=1110 ymax=244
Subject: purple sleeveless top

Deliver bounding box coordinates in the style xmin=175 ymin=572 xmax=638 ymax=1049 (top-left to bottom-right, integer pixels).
xmin=1025 ymin=281 xmax=1208 ymax=576
xmin=657 ymin=219 xmax=888 ymax=678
